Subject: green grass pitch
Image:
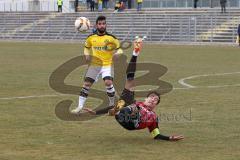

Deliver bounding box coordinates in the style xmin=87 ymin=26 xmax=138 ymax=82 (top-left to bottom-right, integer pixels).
xmin=0 ymin=41 xmax=240 ymax=160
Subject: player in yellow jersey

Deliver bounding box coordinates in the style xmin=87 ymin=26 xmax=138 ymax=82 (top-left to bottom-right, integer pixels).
xmin=71 ymin=16 xmax=123 ymax=114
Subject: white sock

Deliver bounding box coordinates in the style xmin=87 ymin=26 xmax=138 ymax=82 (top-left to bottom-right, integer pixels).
xmin=108 ymin=96 xmax=115 ymax=106
xmin=106 ymin=85 xmax=115 ymax=106
xmin=78 ymin=96 xmax=87 ymax=110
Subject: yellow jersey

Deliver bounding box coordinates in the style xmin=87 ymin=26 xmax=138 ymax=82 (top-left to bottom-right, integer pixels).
xmin=84 ymin=32 xmax=122 ymax=66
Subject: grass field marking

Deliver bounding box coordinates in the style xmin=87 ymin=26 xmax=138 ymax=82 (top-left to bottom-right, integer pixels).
xmin=0 ymin=84 xmax=239 ymax=101
xmin=178 ymin=71 xmax=240 ymax=88
xmin=173 ymin=87 xmax=191 ymax=90
xmin=1 ymin=70 xmax=240 ymax=101
xmin=0 ymin=88 xmax=188 ymax=101
xmin=205 ymin=84 xmax=240 ymax=88
xmin=178 ymin=75 xmax=198 ymax=88
xmin=0 ymin=94 xmax=64 ymax=100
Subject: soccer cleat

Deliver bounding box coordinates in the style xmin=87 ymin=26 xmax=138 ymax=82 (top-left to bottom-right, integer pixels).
xmin=70 ymin=107 xmax=83 ymax=114
xmin=133 ymin=36 xmax=146 ymax=54
xmin=133 ymin=40 xmax=142 ymax=53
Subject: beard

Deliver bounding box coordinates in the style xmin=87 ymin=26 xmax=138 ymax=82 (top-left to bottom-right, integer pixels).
xmin=97 ymin=27 xmax=106 ymax=34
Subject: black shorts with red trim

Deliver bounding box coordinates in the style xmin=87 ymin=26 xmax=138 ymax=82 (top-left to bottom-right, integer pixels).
xmin=115 ymin=88 xmax=140 ymax=130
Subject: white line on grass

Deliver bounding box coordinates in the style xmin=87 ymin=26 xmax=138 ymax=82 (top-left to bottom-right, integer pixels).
xmin=178 ymin=71 xmax=240 ymax=89
xmin=0 ymin=94 xmax=65 ymax=100
xmin=1 ymin=71 xmax=240 ymax=101
xmin=1 ymin=84 xmax=239 ymax=101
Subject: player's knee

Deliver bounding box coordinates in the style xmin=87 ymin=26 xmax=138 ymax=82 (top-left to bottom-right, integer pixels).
xmin=104 ymin=78 xmax=113 ymax=86
xmin=84 ymin=77 xmax=94 ymax=87
xmin=83 ymin=82 xmax=92 ymax=89
xmin=103 ymin=76 xmax=113 ymax=81
xmin=105 ymin=81 xmax=112 ymax=86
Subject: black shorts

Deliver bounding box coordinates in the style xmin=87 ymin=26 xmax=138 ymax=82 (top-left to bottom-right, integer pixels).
xmin=115 ymin=88 xmax=139 ymax=130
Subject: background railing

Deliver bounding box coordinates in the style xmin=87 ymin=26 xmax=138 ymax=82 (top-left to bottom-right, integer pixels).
xmin=0 ymin=12 xmax=239 ymax=43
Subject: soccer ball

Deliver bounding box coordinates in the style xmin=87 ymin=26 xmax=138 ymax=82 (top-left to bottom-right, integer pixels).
xmin=74 ymin=17 xmax=90 ymax=33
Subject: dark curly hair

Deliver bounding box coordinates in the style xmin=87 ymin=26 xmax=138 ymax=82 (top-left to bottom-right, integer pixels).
xmin=96 ymin=16 xmax=106 ymax=24
xmin=147 ymin=91 xmax=160 ymax=104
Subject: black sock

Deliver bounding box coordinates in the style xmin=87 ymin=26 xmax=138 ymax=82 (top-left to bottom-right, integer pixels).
xmin=126 ymin=55 xmax=138 ymax=80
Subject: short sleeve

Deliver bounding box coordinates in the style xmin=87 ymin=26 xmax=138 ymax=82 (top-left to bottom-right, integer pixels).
xmin=85 ymin=36 xmax=92 ymax=48
xmin=113 ymin=37 xmax=120 ymax=50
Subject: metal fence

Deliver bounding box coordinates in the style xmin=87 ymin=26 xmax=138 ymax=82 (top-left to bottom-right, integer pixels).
xmin=0 ymin=12 xmax=239 ymax=43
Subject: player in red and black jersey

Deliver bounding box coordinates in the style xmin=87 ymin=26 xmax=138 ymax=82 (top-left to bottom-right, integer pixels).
xmin=109 ymin=39 xmax=184 ymax=141
xmin=85 ymin=38 xmax=184 ymax=141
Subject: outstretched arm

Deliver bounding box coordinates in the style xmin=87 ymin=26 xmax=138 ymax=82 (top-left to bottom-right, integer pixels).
xmin=149 ymin=121 xmax=184 ymax=141
xmin=154 ymin=132 xmax=184 ymax=141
